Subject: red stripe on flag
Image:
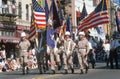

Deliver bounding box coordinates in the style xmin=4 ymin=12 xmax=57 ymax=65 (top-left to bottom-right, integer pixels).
xmin=78 ymin=11 xmax=109 ymax=31
xmin=82 ymin=11 xmax=108 ymax=22
xmin=79 ymin=19 xmax=109 ymax=30
xmin=34 ymin=14 xmax=46 ymax=17
xmin=78 ymin=0 xmax=109 ymax=31
xmin=33 ymin=11 xmax=46 ymax=29
xmin=80 ymin=15 xmax=109 ymax=27
xmin=34 ymin=19 xmax=46 ymax=22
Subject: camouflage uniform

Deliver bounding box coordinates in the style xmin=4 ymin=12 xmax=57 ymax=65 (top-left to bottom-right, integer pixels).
xmin=54 ymin=37 xmax=61 ymax=66
xmin=19 ymin=39 xmax=30 ymax=64
xmin=63 ymin=37 xmax=75 ymax=73
xmin=78 ymin=37 xmax=89 ymax=73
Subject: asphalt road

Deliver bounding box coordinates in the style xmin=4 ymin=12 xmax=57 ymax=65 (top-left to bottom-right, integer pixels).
xmin=0 ymin=62 xmax=120 ymax=79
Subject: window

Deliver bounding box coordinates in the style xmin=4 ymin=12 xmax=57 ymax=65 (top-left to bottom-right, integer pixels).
xmin=12 ymin=0 xmax=15 ymax=4
xmin=2 ymin=31 xmax=5 ymax=36
xmin=0 ymin=31 xmax=1 ymax=36
xmin=26 ymin=4 xmax=29 ymax=20
xmin=9 ymin=32 xmax=13 ymax=37
xmin=2 ymin=0 xmax=9 ymax=14
xmin=67 ymin=0 xmax=71 ymax=4
xmin=4 ymin=4 xmax=9 ymax=14
xmin=12 ymin=1 xmax=16 ymax=14
xmin=1 ymin=31 xmax=13 ymax=37
xmin=2 ymin=0 xmax=7 ymax=4
xmin=18 ymin=2 xmax=22 ymax=19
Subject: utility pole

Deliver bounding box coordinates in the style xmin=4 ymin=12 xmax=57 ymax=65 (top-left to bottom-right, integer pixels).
xmin=109 ymin=0 xmax=116 ymax=36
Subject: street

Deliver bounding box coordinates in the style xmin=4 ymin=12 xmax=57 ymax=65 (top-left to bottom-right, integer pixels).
xmin=0 ymin=0 xmax=120 ymax=79
xmin=0 ymin=62 xmax=120 ymax=79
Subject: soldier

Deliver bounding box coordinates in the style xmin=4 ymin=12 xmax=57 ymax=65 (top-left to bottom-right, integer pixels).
xmin=46 ymin=15 xmax=56 ymax=74
xmin=63 ymin=31 xmax=75 ymax=74
xmin=110 ymin=33 xmax=120 ymax=69
xmin=19 ymin=32 xmax=30 ymax=74
xmin=54 ymin=32 xmax=61 ymax=70
xmin=78 ymin=31 xmax=89 ymax=74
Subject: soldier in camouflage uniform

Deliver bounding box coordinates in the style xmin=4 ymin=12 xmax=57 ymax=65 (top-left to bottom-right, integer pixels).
xmin=78 ymin=31 xmax=89 ymax=74
xmin=19 ymin=32 xmax=30 ymax=74
xmin=63 ymin=31 xmax=75 ymax=74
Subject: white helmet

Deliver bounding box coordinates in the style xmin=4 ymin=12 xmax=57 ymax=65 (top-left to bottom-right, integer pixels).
xmin=79 ymin=31 xmax=85 ymax=36
xmin=65 ymin=31 xmax=70 ymax=36
xmin=21 ymin=32 xmax=26 ymax=37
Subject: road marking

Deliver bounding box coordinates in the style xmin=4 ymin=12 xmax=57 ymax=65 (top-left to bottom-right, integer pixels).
xmin=33 ymin=74 xmax=62 ymax=79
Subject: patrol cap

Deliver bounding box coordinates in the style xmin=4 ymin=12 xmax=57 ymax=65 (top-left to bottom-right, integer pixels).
xmin=21 ymin=32 xmax=26 ymax=37
xmin=78 ymin=31 xmax=85 ymax=36
xmin=65 ymin=31 xmax=70 ymax=36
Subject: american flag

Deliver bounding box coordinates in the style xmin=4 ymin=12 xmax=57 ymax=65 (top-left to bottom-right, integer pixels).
xmin=79 ymin=2 xmax=88 ymax=21
xmin=32 ymin=0 xmax=46 ymax=29
xmin=78 ymin=0 xmax=109 ymax=31
xmin=29 ymin=0 xmax=46 ymax=39
xmin=29 ymin=14 xmax=36 ymax=39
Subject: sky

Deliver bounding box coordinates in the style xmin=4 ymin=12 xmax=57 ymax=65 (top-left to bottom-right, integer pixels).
xmin=75 ymin=0 xmax=95 ymax=14
xmin=114 ymin=0 xmax=120 ymax=5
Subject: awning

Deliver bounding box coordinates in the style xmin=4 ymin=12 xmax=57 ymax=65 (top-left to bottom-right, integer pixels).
xmin=0 ymin=36 xmax=20 ymax=43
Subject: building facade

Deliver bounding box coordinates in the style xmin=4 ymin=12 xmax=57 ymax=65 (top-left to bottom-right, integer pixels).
xmin=0 ymin=0 xmax=32 ymax=43
xmin=15 ymin=0 xmax=32 ymax=37
xmin=0 ymin=0 xmax=18 ymax=43
xmin=0 ymin=0 xmax=32 ymax=58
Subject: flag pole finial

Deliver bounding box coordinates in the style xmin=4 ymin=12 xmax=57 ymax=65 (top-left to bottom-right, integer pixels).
xmin=83 ymin=0 xmax=85 ymax=4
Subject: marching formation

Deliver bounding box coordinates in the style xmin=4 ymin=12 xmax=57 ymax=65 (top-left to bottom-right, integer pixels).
xmin=16 ymin=27 xmax=120 ymax=75
xmin=19 ymin=30 xmax=93 ymax=74
xmin=0 ymin=0 xmax=120 ymax=76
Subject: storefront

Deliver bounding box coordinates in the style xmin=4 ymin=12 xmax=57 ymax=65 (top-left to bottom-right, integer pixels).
xmin=0 ymin=15 xmax=19 ymax=58
xmin=0 ymin=37 xmax=20 ymax=58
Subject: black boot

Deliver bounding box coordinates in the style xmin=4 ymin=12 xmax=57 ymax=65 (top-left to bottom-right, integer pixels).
xmin=26 ymin=67 xmax=29 ymax=74
xmin=65 ymin=70 xmax=68 ymax=74
xmin=80 ymin=69 xmax=84 ymax=74
xmin=85 ymin=66 xmax=88 ymax=73
xmin=57 ymin=62 xmax=61 ymax=70
xmin=71 ymin=68 xmax=74 ymax=73
xmin=58 ymin=65 xmax=61 ymax=70
xmin=52 ymin=70 xmax=55 ymax=74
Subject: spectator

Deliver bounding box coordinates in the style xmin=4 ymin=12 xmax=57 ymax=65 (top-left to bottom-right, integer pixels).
xmin=10 ymin=49 xmax=14 ymax=59
xmin=110 ymin=34 xmax=120 ymax=69
xmin=1 ymin=45 xmax=6 ymax=61
xmin=103 ymin=40 xmax=110 ymax=67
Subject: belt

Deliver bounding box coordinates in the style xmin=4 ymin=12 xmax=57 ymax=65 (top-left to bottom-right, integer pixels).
xmin=79 ymin=48 xmax=86 ymax=49
xmin=21 ymin=50 xmax=27 ymax=52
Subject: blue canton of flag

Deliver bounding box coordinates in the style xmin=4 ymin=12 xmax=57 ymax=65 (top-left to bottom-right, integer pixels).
xmin=79 ymin=2 xmax=88 ymax=21
xmin=50 ymin=0 xmax=61 ymax=29
xmin=45 ymin=0 xmax=49 ymax=22
xmin=32 ymin=0 xmax=44 ymax=12
xmin=78 ymin=0 xmax=109 ymax=31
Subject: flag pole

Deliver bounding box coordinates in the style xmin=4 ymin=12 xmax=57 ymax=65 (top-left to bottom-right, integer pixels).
xmin=109 ymin=0 xmax=116 ymax=36
xmin=106 ymin=0 xmax=110 ymax=37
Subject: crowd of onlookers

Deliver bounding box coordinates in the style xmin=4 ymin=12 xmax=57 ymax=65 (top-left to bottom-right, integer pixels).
xmin=0 ymin=44 xmax=38 ymax=72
